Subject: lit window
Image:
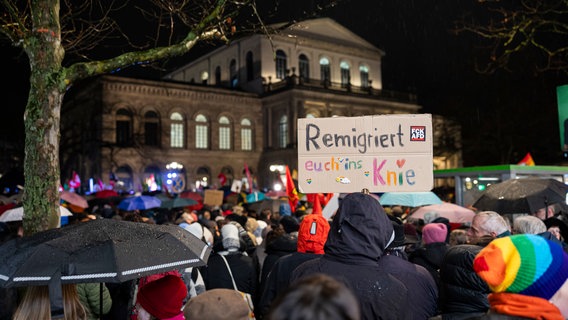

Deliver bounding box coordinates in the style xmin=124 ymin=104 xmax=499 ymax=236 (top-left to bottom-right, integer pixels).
xmin=360 ymin=65 xmax=369 ymax=88
xmin=279 ymin=115 xmax=288 ymax=148
xmin=219 ymin=116 xmax=231 ymax=150
xmin=170 ymin=112 xmax=184 ymax=148
xmin=195 ymin=114 xmax=209 ymax=149
xmin=340 ymin=61 xmax=350 ymax=87
xmin=241 ymin=118 xmax=252 ymax=151
xmin=320 ymin=57 xmax=330 ymax=84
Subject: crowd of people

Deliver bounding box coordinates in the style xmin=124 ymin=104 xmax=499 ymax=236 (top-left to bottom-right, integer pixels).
xmin=2 ymin=190 xmax=568 ymax=320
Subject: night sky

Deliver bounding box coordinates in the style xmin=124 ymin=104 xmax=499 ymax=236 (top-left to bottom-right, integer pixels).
xmin=1 ymin=0 xmax=567 ymax=165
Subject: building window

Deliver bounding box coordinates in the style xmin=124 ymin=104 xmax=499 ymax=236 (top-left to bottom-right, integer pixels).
xmin=196 ymin=166 xmax=210 ymax=189
xmin=144 ymin=111 xmax=160 ymax=147
xmin=246 ymin=51 xmax=254 ymax=81
xmin=360 ymin=65 xmax=369 ymax=88
xmin=241 ymin=118 xmax=252 ymax=151
xmin=340 ymin=61 xmax=350 ymax=87
xmin=219 ymin=116 xmax=231 ymax=150
xmin=116 ymin=108 xmax=132 ymax=146
xmin=299 ymin=54 xmax=309 ymax=79
xmin=276 ymin=50 xmax=287 ymax=79
xmin=201 ymin=71 xmax=209 ymax=85
xmin=320 ymin=57 xmax=330 ymax=84
xmin=230 ymin=59 xmax=238 ymax=88
xmin=279 ymin=115 xmax=288 ymax=148
xmin=195 ymin=114 xmax=209 ymax=149
xmin=215 ymin=66 xmax=221 ymax=85
xmin=170 ymin=112 xmax=184 ymax=148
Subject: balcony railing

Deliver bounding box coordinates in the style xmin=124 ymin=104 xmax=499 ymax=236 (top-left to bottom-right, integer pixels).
xmin=263 ymin=75 xmax=417 ymax=103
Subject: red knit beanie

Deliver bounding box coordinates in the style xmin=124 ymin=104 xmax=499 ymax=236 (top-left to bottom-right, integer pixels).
xmin=137 ymin=275 xmax=187 ymax=319
xmin=422 ymin=223 xmax=447 ymax=244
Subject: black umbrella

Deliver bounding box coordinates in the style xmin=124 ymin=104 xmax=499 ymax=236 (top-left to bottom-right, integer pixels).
xmin=0 ymin=219 xmax=211 ymax=316
xmin=472 ymin=178 xmax=568 ymax=215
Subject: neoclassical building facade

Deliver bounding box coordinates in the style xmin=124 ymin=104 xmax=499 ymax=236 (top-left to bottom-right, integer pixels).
xmin=61 ymin=18 xmax=461 ymax=193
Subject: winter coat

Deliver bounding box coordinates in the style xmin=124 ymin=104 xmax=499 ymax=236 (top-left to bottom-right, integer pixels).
xmin=200 ymin=251 xmax=258 ymax=297
xmin=77 ymin=282 xmax=113 ymax=320
xmin=256 ymin=252 xmax=321 ymax=319
xmin=409 ymin=241 xmax=449 ymax=288
xmin=437 ymin=245 xmax=490 ymax=319
xmin=291 ymin=192 xmax=438 ymax=320
xmin=259 ymin=233 xmax=297 ymax=287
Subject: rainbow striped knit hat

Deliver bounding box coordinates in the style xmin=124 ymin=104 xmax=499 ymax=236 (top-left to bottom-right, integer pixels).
xmin=473 ymin=234 xmax=568 ymax=300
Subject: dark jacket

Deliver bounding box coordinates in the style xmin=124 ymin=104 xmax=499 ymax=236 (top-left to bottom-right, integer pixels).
xmin=437 ymin=245 xmax=490 ymax=319
xmin=259 ymin=233 xmax=297 ymax=287
xmin=291 ymin=192 xmax=438 ymax=320
xmin=409 ymin=241 xmax=449 ymax=287
xmin=256 ymin=252 xmax=321 ymax=319
xmin=199 ymin=251 xmax=258 ymax=296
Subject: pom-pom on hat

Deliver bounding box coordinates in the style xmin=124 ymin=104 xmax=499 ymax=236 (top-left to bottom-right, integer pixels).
xmin=422 ymin=223 xmax=447 ymax=244
xmin=137 ymin=275 xmax=187 ymax=319
xmin=473 ymin=234 xmax=568 ymax=300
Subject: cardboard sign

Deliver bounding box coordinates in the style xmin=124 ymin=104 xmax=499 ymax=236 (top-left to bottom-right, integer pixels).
xmin=298 ymin=114 xmax=433 ymax=193
xmin=203 ymin=190 xmax=224 ymax=206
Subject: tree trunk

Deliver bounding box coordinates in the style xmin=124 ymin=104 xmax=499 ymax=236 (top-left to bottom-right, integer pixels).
xmin=22 ymin=0 xmax=65 ymax=235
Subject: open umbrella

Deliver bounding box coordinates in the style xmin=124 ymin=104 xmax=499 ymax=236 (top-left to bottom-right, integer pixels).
xmin=246 ymin=191 xmax=265 ymax=203
xmin=60 ymin=190 xmax=89 ymax=209
xmin=95 ymin=190 xmax=119 ymax=199
xmin=156 ymin=194 xmax=198 ymax=209
xmin=0 ymin=219 xmax=210 ymax=287
xmin=408 ymin=202 xmax=475 ymax=224
xmin=0 ymin=218 xmax=211 ymax=315
xmin=472 ymin=178 xmax=568 ymax=214
xmin=179 ymin=191 xmax=204 ymax=211
xmin=118 ymin=195 xmax=161 ymax=211
xmin=379 ymin=191 xmax=443 ymax=207
xmin=0 ymin=206 xmax=73 ymax=222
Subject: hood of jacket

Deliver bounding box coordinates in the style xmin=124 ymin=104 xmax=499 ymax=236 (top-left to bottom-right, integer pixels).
xmin=324 ymin=192 xmax=394 ymax=265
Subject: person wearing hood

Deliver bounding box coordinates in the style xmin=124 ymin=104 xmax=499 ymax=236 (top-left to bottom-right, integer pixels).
xmin=290 ymin=192 xmax=438 ymax=320
xmin=256 ymin=213 xmax=330 ymax=319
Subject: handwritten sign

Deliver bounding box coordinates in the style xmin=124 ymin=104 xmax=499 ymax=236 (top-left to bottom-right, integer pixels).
xmin=298 ymin=114 xmax=433 ymax=193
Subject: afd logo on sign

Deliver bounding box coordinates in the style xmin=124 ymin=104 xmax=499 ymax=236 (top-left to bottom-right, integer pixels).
xmin=410 ymin=126 xmax=426 ymax=141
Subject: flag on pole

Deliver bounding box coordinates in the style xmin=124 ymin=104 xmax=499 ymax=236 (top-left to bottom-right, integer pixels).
xmin=517 ymin=152 xmax=535 ymax=166
xmin=218 ymin=172 xmax=227 ymax=186
xmin=244 ymin=162 xmax=253 ymax=193
xmin=69 ymin=171 xmax=81 ymax=189
xmin=285 ymin=166 xmax=299 ymax=213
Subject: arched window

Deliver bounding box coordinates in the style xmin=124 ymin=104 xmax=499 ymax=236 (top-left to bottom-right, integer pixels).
xmin=241 ymin=118 xmax=252 ymax=151
xmin=340 ymin=61 xmax=350 ymax=87
xmin=230 ymin=59 xmax=238 ymax=88
xmin=195 ymin=114 xmax=209 ymax=149
xmin=320 ymin=57 xmax=330 ymax=84
xmin=201 ymin=71 xmax=209 ymax=85
xmin=276 ymin=50 xmax=287 ymax=79
xmin=246 ymin=51 xmax=254 ymax=81
xmin=215 ymin=66 xmax=221 ymax=85
xmin=116 ymin=108 xmax=132 ymax=146
xmin=196 ymin=166 xmax=210 ymax=189
xmin=299 ymin=54 xmax=309 ymax=79
xmin=279 ymin=115 xmax=288 ymax=148
xmin=170 ymin=112 xmax=184 ymax=148
xmin=360 ymin=65 xmax=369 ymax=88
xmin=144 ymin=111 xmax=160 ymax=147
xmin=115 ymin=165 xmax=134 ymax=193
xmin=219 ymin=116 xmax=231 ymax=150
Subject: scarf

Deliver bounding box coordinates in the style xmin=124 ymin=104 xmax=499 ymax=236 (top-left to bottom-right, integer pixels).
xmin=489 ymin=292 xmax=563 ymax=320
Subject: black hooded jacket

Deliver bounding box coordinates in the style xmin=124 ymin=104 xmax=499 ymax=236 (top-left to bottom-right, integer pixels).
xmin=291 ymin=192 xmax=438 ymax=320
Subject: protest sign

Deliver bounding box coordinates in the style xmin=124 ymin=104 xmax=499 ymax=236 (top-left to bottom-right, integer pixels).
xmin=298 ymin=114 xmax=433 ymax=193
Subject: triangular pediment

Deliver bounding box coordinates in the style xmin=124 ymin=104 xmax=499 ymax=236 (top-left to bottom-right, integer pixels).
xmin=270 ymin=17 xmax=382 ymax=53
